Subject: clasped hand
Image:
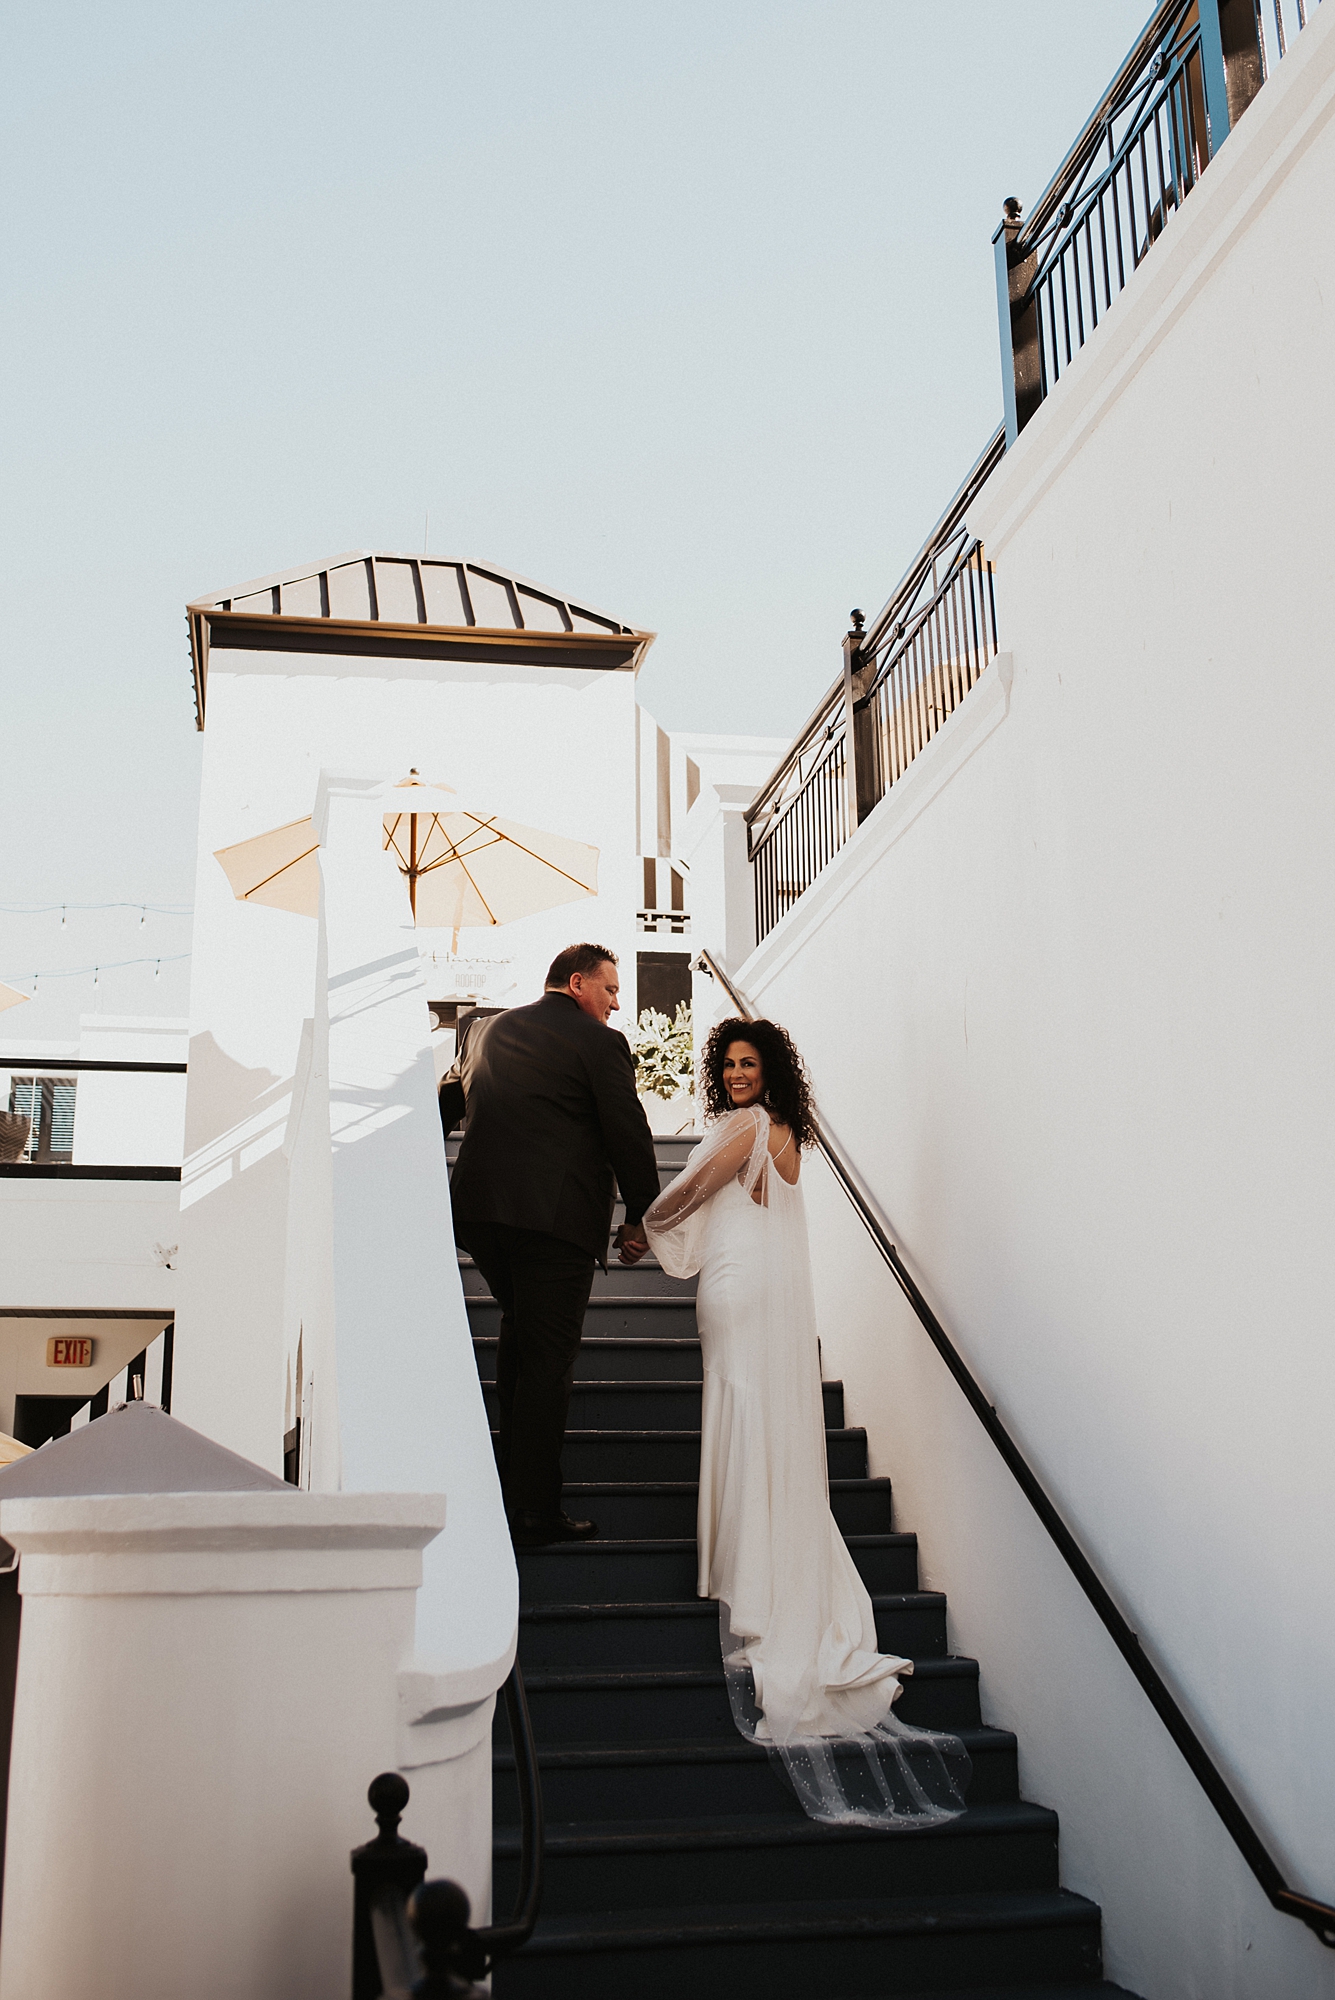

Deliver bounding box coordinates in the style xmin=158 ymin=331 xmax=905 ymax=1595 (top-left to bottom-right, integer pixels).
xmin=616 ymin=1223 xmax=649 ymax=1266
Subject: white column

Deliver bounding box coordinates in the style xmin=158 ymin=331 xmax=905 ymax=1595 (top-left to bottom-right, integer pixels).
xmin=312 ymin=772 xmax=517 ymax=1696
xmin=0 ymin=1490 xmax=444 ymax=2000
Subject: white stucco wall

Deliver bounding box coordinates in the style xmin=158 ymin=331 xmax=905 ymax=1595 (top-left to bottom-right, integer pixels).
xmin=737 ymin=16 xmax=1335 ymax=1998
xmin=0 ymin=1182 xmax=177 ymax=1317
xmin=71 ymin=1016 xmax=187 ymax=1168
xmin=176 ymin=647 xmax=640 ymax=1472
xmin=0 ymin=1488 xmax=451 ymax=2000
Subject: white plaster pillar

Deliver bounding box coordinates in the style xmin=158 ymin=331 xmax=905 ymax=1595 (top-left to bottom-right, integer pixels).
xmin=311 ymin=772 xmax=516 ymax=1695
xmin=683 ymin=780 xmax=760 ymax=1034
xmin=0 ymin=1491 xmax=444 ymax=2000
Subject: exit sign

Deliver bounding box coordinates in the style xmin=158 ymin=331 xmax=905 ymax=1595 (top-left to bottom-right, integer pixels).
xmin=47 ymin=1337 xmax=94 ymax=1369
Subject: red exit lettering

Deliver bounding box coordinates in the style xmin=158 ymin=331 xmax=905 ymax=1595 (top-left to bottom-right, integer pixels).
xmin=46 ymin=1337 xmax=94 ymax=1369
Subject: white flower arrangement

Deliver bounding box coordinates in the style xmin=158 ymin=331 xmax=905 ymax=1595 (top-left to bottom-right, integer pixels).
xmin=629 ymin=1003 xmax=694 ymax=1102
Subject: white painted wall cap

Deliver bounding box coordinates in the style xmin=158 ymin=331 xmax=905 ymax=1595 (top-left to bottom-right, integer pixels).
xmin=0 ymin=1489 xmax=446 ymax=1550
xmin=0 ymin=1490 xmax=447 ymax=1596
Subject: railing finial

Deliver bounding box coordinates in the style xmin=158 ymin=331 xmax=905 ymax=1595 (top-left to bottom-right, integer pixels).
xmin=1001 ymin=194 xmax=1022 ymax=224
xmin=351 ymin=1773 xmax=430 ymax=2000
xmin=409 ymin=1879 xmax=489 ymax=1994
xmin=367 ymin=1769 xmax=410 ymax=1841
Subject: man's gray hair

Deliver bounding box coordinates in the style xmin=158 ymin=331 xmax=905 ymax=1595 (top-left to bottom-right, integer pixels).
xmin=545 ymin=942 xmax=618 ymax=989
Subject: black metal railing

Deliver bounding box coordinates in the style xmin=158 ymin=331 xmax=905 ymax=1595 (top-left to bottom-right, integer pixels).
xmin=0 ymin=1058 xmax=188 ymax=1074
xmin=351 ymin=1661 xmax=544 ymax=1998
xmin=993 ymin=0 xmax=1323 ymax=440
xmin=695 ymin=944 xmax=1335 ymax=1951
xmin=748 ymin=700 xmax=848 ymax=945
xmin=862 ymin=542 xmax=999 ymax=804
xmin=0 ymin=1054 xmax=186 ymax=1179
xmin=746 ymin=432 xmax=1002 ymax=945
xmin=853 ymin=431 xmax=1004 ymax=824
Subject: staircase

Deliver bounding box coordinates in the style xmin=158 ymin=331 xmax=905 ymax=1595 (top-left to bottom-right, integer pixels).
xmin=458 ymin=1133 xmax=1143 ymax=1999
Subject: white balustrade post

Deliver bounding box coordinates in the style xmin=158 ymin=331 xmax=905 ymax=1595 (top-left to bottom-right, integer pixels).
xmin=0 ymin=1490 xmax=445 ymax=2000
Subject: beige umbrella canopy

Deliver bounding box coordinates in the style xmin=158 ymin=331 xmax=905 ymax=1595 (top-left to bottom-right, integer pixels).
xmin=0 ymin=983 xmax=29 ymax=1014
xmin=213 ymin=773 xmax=599 ymax=930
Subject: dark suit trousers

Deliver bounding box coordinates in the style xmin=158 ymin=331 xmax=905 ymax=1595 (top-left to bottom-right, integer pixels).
xmin=459 ymin=1222 xmax=596 ymax=1519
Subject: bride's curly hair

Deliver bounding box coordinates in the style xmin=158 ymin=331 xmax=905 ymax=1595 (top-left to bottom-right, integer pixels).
xmin=699 ymin=1017 xmax=816 ymax=1150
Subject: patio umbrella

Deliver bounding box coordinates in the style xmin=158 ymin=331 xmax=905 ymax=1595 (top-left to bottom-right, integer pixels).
xmin=213 ymin=772 xmax=599 ymax=930
xmin=0 ymin=983 xmax=29 ymax=1014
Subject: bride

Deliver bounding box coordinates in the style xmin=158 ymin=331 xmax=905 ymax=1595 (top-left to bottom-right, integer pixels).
xmin=637 ymin=1016 xmax=970 ymax=1828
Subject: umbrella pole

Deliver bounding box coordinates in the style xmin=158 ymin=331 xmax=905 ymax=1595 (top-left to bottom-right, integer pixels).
xmin=408 ymin=813 xmax=418 ymax=922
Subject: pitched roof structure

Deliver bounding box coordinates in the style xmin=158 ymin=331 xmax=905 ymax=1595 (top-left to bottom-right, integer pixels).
xmin=186 ymin=551 xmax=654 ymax=729
xmin=0 ymin=1402 xmax=288 ymax=1498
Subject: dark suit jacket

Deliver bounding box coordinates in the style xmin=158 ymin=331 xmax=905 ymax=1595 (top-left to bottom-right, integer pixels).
xmin=439 ymin=992 xmax=661 ymax=1262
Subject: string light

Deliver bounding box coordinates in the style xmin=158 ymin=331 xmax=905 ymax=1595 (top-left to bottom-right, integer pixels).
xmin=0 ymin=952 xmax=191 ymax=986
xmin=0 ymin=900 xmax=194 ymax=992
xmin=0 ymin=901 xmax=192 ymax=917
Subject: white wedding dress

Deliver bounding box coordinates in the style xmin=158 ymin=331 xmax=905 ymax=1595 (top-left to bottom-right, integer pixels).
xmin=643 ymin=1104 xmax=969 ymax=1827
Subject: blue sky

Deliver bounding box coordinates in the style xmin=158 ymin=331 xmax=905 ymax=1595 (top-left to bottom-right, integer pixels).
xmin=2 ymin=0 xmax=1147 ymax=1034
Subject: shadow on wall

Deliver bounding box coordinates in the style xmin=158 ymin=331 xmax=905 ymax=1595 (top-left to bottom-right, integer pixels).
xmin=182 ymin=1034 xmax=288 ymax=1210
xmin=183 ymin=1034 xmax=281 ymax=1157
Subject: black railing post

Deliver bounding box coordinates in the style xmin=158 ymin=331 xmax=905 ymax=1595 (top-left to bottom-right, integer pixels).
xmin=351 ymin=1772 xmax=427 ymax=2000
xmin=841 ymin=610 xmax=881 ymax=829
xmin=992 ymin=197 xmax=1040 ymax=446
xmin=1199 ymin=0 xmax=1266 ymax=149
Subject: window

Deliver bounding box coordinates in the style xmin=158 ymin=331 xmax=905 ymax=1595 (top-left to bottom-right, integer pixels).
xmin=8 ymin=1078 xmax=76 ymax=1163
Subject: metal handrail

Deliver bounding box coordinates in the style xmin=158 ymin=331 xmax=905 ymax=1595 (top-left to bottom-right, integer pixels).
xmin=860 ymin=428 xmax=1006 ymax=673
xmin=474 ymin=1660 xmax=545 ymax=1958
xmin=1014 ymin=0 xmax=1200 ymax=254
xmin=744 ymin=429 xmax=1004 ymax=855
xmin=744 ymin=430 xmax=1004 ymax=951
xmin=0 ymin=1058 xmax=187 ymax=1074
xmin=695 ymin=945 xmax=1335 ymax=1950
xmin=352 ymin=1662 xmax=545 ymax=1998
xmin=744 ymin=677 xmax=847 ymax=853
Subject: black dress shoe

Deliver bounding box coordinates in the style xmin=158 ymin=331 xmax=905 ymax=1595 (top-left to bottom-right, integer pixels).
xmin=511 ymin=1510 xmax=599 ymax=1548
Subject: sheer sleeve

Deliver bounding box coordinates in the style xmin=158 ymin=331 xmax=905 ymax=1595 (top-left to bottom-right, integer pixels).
xmin=642 ymin=1108 xmax=768 ymax=1278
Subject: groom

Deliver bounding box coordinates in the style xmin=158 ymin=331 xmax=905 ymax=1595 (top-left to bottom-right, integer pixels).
xmin=439 ymin=943 xmax=661 ymax=1548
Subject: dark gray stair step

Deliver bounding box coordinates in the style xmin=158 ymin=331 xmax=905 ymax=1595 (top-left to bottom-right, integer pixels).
xmin=489 ymin=1888 xmax=1102 ymax=1999
xmin=495 ymin=1801 xmax=1060 ymax=1916
xmin=446 ymin=1136 xmax=696 ymax=1172
xmin=518 ymin=1592 xmax=947 ymax=1674
xmin=468 ymin=1295 xmax=697 ymax=1331
xmin=509 ymin=1657 xmax=982 ymax=1745
xmin=841 ymin=1988 xmax=1144 ymax=2000
xmin=487 ymin=1379 xmax=844 ymax=1433
xmin=515 ymin=1533 xmax=916 ymax=1606
xmin=495 ymin=1725 xmax=1016 ymax=1824
xmin=460 ymin=1258 xmax=695 ymax=1300
xmin=474 ymin=1335 xmax=702 ymax=1384
xmin=559 ymin=1478 xmax=893 ymax=1539
xmin=553 ymin=1427 xmax=869 ymax=1482
xmin=469 ymin=1297 xmax=700 ymax=1336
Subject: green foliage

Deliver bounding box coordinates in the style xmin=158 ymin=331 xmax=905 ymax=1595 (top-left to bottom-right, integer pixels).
xmin=629 ymin=1003 xmax=694 ymax=1101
